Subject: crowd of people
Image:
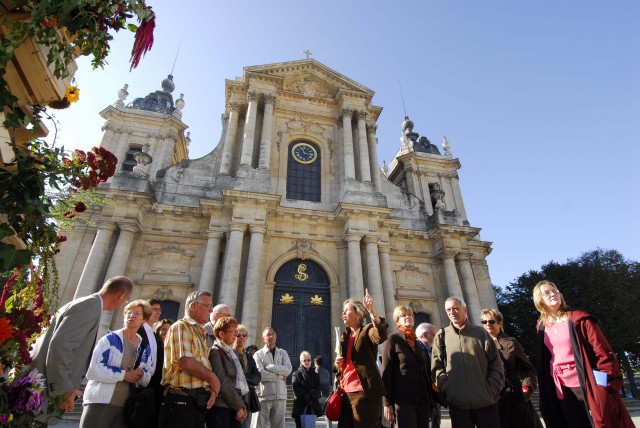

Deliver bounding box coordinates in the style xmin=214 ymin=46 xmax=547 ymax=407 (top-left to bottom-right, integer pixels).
xmin=29 ymin=277 xmax=633 ymax=428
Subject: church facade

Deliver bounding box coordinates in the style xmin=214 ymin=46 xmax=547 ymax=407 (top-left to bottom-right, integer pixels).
xmin=56 ymin=59 xmax=496 ymax=364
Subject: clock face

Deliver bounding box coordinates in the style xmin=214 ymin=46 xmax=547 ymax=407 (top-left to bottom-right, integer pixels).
xmin=292 ymin=143 xmax=317 ymax=164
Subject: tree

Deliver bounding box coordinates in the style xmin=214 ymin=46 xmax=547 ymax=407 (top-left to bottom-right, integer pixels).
xmin=497 ymin=248 xmax=640 ymax=398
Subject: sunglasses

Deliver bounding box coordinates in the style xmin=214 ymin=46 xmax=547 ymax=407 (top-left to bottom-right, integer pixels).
xmin=236 ymin=334 xmax=247 ymax=338
xmin=481 ymin=320 xmax=497 ymax=325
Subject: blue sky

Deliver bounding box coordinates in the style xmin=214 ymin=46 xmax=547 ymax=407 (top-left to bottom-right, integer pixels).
xmin=50 ymin=1 xmax=640 ymax=288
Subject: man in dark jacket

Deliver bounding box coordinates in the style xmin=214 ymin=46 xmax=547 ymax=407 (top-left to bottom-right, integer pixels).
xmin=432 ymin=297 xmax=504 ymax=428
xmin=416 ymin=322 xmax=440 ymax=428
xmin=314 ymin=356 xmax=332 ymax=428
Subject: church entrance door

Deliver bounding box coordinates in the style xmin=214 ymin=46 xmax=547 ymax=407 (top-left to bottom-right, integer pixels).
xmin=272 ymin=259 xmax=331 ymax=377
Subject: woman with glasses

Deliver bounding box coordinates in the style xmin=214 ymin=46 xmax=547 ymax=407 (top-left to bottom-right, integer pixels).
xmin=206 ymin=316 xmax=248 ymax=428
xmin=381 ymin=305 xmax=432 ymax=428
xmin=533 ymin=280 xmax=634 ymax=428
xmin=480 ymin=308 xmax=541 ymax=428
xmin=292 ymin=350 xmax=323 ymax=428
xmin=80 ymin=300 xmax=153 ymax=428
xmin=233 ymin=324 xmax=261 ymax=428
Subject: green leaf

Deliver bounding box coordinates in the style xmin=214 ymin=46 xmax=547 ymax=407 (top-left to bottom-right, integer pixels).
xmin=0 ymin=241 xmax=33 ymax=271
xmin=127 ymin=23 xmax=139 ymax=32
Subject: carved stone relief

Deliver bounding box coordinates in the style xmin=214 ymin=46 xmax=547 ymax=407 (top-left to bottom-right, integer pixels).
xmin=143 ymin=246 xmax=195 ymax=284
xmin=288 ymin=238 xmax=318 ymax=260
xmin=393 ymin=261 xmax=433 ymax=298
xmin=285 ymin=73 xmax=332 ymax=98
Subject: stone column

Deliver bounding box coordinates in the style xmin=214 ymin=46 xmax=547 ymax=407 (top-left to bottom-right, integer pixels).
xmin=219 ymin=223 xmax=247 ymax=313
xmin=240 ymin=91 xmax=259 ymax=167
xmin=99 ymin=223 xmax=139 ymax=337
xmin=440 ymin=251 xmax=464 ymax=298
xmin=367 ymin=123 xmax=382 ymax=192
xmin=457 ymin=253 xmax=482 ymax=324
xmin=74 ymin=222 xmax=117 ymax=299
xmin=341 ymin=110 xmax=356 ymax=180
xmin=258 ymin=95 xmax=275 ymax=170
xmin=219 ymin=103 xmax=240 ymax=175
xmin=378 ymin=244 xmax=396 ymax=324
xmin=199 ymin=230 xmax=224 ymax=293
xmin=356 ymin=111 xmax=371 ymax=183
xmin=364 ymin=235 xmax=384 ymax=315
xmin=345 ymin=233 xmax=364 ymax=299
xmin=241 ymin=225 xmax=267 ymax=340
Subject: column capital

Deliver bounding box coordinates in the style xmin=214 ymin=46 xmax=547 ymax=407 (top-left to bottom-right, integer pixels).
xmin=340 ymin=108 xmax=353 ymax=119
xmin=345 ymin=233 xmax=363 ymax=243
xmin=249 ymin=224 xmax=268 ymax=235
xmin=263 ymin=94 xmax=276 ymax=105
xmin=97 ymin=222 xmax=118 ymax=232
xmin=206 ymin=230 xmax=225 ymax=240
xmin=247 ymin=91 xmax=259 ymax=102
xmin=356 ymin=110 xmax=367 ymax=120
xmin=118 ymin=223 xmax=139 ymax=234
xmin=455 ymin=252 xmax=472 ymax=261
xmin=227 ymin=102 xmax=241 ymax=112
xmin=438 ymin=249 xmax=458 ymax=260
xmin=229 ymin=223 xmax=248 ymax=233
xmin=363 ymin=235 xmax=379 ymax=245
xmin=366 ymin=123 xmax=378 ymax=134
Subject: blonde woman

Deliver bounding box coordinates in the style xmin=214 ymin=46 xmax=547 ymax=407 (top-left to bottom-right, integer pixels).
xmin=291 ymin=351 xmax=323 ymax=428
xmin=533 ymin=280 xmax=634 ymax=428
xmin=233 ymin=324 xmax=260 ymax=428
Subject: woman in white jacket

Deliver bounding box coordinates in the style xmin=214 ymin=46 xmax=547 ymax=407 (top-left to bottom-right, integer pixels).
xmin=79 ymin=299 xmax=153 ymax=428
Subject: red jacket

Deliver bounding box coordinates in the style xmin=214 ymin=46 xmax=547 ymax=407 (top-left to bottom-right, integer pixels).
xmin=536 ymin=310 xmax=634 ymax=428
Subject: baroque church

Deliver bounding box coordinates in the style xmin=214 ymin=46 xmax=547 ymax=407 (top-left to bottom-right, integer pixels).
xmin=56 ymin=59 xmax=497 ymax=364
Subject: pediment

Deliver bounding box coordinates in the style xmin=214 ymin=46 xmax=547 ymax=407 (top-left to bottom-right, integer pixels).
xmin=243 ymin=59 xmax=374 ymax=99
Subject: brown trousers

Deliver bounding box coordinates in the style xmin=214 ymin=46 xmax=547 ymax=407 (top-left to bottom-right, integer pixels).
xmin=338 ymin=391 xmax=382 ymax=428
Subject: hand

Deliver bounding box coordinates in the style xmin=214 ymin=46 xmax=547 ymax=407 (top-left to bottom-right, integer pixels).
xmin=363 ymin=289 xmax=375 ymax=313
xmin=206 ymin=388 xmax=218 ymax=409
xmin=383 ymin=405 xmax=394 ymax=424
xmin=235 ymin=407 xmax=246 ymax=422
xmin=59 ymin=389 xmax=82 ymax=412
xmin=124 ymin=368 xmax=143 ymax=384
xmin=335 ymin=357 xmax=344 ymax=370
xmin=209 ymin=372 xmax=221 ymax=397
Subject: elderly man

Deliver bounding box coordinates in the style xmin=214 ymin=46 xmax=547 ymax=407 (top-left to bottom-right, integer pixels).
xmin=416 ymin=322 xmax=440 ymax=428
xmin=204 ymin=303 xmax=232 ymax=348
xmin=138 ymin=298 xmax=162 ymax=377
xmin=159 ymin=291 xmax=221 ymax=428
xmin=31 ymin=276 xmax=133 ymax=424
xmin=432 ymin=297 xmax=504 ymax=428
xmin=252 ymin=327 xmax=292 ymax=428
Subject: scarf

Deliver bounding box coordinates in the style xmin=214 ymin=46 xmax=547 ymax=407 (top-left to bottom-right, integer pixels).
xmin=216 ymin=341 xmax=249 ymax=395
xmin=399 ymin=326 xmax=416 ymax=351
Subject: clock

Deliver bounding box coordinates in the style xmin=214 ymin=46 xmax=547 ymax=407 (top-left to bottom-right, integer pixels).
xmin=291 ymin=142 xmax=317 ymax=164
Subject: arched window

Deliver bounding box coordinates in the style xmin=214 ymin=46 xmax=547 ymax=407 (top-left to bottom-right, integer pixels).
xmin=286 ymin=141 xmax=321 ymax=202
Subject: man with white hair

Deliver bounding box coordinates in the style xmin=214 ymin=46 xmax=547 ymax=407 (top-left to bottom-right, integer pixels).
xmin=416 ymin=322 xmax=440 ymax=428
xmin=204 ymin=303 xmax=232 ymax=348
xmin=432 ymin=297 xmax=504 ymax=428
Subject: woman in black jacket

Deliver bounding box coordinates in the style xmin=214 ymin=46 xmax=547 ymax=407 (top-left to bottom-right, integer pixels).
xmin=292 ymin=351 xmax=323 ymax=428
xmin=234 ymin=324 xmax=261 ymax=428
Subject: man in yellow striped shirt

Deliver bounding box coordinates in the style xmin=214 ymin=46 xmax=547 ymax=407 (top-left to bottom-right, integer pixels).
xmin=159 ymin=291 xmax=221 ymax=428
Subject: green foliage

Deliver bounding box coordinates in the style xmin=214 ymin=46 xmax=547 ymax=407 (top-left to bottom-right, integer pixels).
xmin=497 ymin=249 xmax=640 ymax=369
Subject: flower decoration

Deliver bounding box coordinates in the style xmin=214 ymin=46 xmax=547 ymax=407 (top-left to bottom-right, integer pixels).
xmin=0 ymin=367 xmax=46 ymax=426
xmin=64 ymin=86 xmax=80 ymax=103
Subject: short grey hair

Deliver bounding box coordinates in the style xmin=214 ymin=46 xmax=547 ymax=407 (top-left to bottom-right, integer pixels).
xmin=212 ymin=304 xmax=231 ymax=317
xmin=415 ymin=322 xmax=435 ymax=337
xmin=185 ymin=291 xmax=212 ymax=316
xmin=445 ymin=296 xmax=467 ymax=308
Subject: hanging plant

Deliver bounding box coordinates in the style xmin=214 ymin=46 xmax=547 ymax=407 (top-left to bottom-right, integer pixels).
xmin=46 ymin=98 xmax=70 ymax=110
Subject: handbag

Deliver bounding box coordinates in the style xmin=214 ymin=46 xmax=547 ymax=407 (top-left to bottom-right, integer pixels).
xmin=300 ymin=406 xmax=317 ymax=428
xmin=324 ymin=386 xmax=344 ymax=421
xmin=126 ymin=330 xmax=156 ymax=427
xmin=247 ymin=386 xmax=261 ymax=413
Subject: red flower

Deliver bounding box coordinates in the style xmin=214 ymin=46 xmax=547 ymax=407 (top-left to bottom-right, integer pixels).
xmin=0 ymin=318 xmax=12 ymax=347
xmin=74 ymin=202 xmax=87 ymax=213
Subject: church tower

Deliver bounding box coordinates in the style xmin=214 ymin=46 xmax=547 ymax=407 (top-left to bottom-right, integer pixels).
xmin=56 ymin=59 xmax=496 ymax=363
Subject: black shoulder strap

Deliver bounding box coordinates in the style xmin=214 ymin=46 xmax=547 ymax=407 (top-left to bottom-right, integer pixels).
xmin=439 ymin=328 xmax=447 ymax=371
xmin=134 ymin=327 xmax=150 ymax=369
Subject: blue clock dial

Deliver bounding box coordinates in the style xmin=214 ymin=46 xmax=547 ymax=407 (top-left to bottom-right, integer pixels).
xmin=292 ymin=143 xmax=317 ymax=164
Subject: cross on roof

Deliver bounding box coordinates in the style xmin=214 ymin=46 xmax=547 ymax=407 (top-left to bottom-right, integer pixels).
xmin=302 ymin=48 xmax=313 ymax=60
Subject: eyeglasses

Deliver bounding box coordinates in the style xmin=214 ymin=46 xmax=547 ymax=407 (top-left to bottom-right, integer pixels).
xmin=236 ymin=334 xmax=248 ymax=338
xmin=196 ymin=302 xmax=214 ymax=309
xmin=481 ymin=320 xmax=497 ymax=325
xmin=302 ymin=359 xmax=311 ymax=362
xmin=542 ymin=290 xmax=559 ymax=297
xmin=224 ymin=330 xmax=238 ymax=334
xmin=125 ymin=311 xmax=143 ymax=317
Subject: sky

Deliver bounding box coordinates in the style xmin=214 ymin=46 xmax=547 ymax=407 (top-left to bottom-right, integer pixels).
xmin=48 ymin=1 xmax=640 ymax=288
